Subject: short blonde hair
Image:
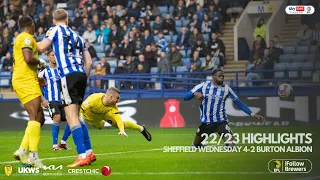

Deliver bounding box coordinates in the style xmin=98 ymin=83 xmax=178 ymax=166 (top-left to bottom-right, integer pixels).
xmin=53 ymin=9 xmax=68 ymax=22
xmin=107 ymin=87 xmax=120 ymax=96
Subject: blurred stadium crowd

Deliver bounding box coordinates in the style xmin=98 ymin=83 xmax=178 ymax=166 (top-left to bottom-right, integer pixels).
xmin=0 ymin=0 xmax=319 ymax=90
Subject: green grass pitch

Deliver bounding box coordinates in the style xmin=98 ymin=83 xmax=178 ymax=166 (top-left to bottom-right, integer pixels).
xmin=0 ymin=126 xmax=319 ymax=180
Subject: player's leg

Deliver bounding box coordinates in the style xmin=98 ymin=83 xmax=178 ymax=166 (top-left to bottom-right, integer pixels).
xmin=49 ymin=102 xmax=62 ymax=150
xmin=61 ymin=73 xmax=91 ymax=167
xmin=192 ymin=124 xmax=213 ymax=147
xmin=58 ymin=105 xmax=71 ymax=150
xmin=123 ymin=120 xmax=152 ymax=141
xmin=80 ymin=120 xmax=96 ymax=162
xmin=216 ymin=121 xmax=235 ymax=147
xmin=23 ymin=96 xmax=44 ymax=167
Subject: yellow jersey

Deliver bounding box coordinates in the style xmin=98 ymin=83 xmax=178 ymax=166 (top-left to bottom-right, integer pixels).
xmin=12 ymin=32 xmax=39 ymax=89
xmin=80 ymin=93 xmax=124 ymax=131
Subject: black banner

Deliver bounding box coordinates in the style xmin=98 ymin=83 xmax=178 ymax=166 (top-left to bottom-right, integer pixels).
xmin=0 ymin=96 xmax=319 ymax=130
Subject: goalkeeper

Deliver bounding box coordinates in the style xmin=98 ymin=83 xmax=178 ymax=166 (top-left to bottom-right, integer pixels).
xmin=80 ymin=87 xmax=152 ymax=141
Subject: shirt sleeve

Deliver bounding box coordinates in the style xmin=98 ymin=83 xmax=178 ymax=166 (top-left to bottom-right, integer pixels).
xmin=21 ymin=36 xmax=34 ymax=50
xmin=81 ymin=37 xmax=88 ymax=51
xmin=109 ymin=107 xmax=124 ymax=132
xmin=227 ymin=85 xmax=238 ymax=101
xmin=81 ymin=95 xmax=93 ymax=111
xmin=44 ymin=26 xmax=58 ymax=42
xmin=190 ymin=82 xmax=205 ymax=93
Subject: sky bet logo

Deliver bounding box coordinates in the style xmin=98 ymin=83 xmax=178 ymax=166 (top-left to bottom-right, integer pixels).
xmin=286 ymin=6 xmax=314 ymax=14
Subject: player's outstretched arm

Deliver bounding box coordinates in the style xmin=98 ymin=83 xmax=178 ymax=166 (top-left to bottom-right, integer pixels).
xmin=37 ymin=39 xmax=52 ymax=53
xmin=227 ymin=85 xmax=265 ymax=121
xmin=233 ymin=99 xmax=265 ymax=121
xmin=83 ymin=50 xmax=93 ymax=77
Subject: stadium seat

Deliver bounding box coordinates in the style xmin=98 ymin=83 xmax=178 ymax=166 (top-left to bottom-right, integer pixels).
xmin=0 ymin=72 xmax=11 ymax=76
xmin=97 ymin=53 xmax=105 ymax=59
xmin=176 ymin=27 xmax=182 ymax=33
xmin=90 ymin=69 xmax=94 ymax=76
xmin=108 ymin=60 xmax=117 ymax=68
xmin=93 ymin=61 xmax=100 ymax=68
xmin=176 ymin=66 xmax=188 ymax=72
xmin=94 ymin=45 xmax=104 ymax=53
xmin=176 ymin=66 xmax=188 ymax=79
xmin=1 ymin=56 xmax=5 ymax=64
xmin=0 ymin=78 xmax=10 ymax=86
xmin=179 ymin=50 xmax=187 ymax=57
xmin=172 ymin=35 xmax=178 ymax=43
xmin=203 ymin=34 xmax=209 ymax=42
xmin=296 ymin=46 xmax=309 ymax=54
xmin=182 ymin=58 xmax=191 ymax=68
xmin=118 ymin=60 xmax=126 ymax=66
xmin=279 ymin=54 xmax=291 ymax=62
xmin=104 ymin=45 xmax=110 ymax=51
xmin=309 ymin=46 xmax=318 ymax=53
xmin=306 ymin=54 xmax=316 ymax=62
xmin=164 ymin=35 xmax=171 ymax=43
xmin=199 ymin=57 xmax=206 ymax=63
xmin=153 ymin=35 xmax=159 ymax=42
xmin=300 ymin=62 xmax=313 ymax=78
xmin=283 ymin=46 xmax=295 ymax=54
xmin=67 ymin=10 xmax=74 ymax=17
xmin=186 ymin=50 xmax=192 ymax=57
xmin=150 ymin=67 xmax=158 ymax=82
xmin=274 ymin=63 xmax=287 ymax=79
xmin=287 ymin=63 xmax=300 ymax=79
xmin=168 ymin=6 xmax=174 ymax=13
xmin=149 ymin=21 xmax=154 ymax=28
xmin=159 ymin=6 xmax=168 ymax=13
xmin=182 ymin=19 xmax=190 ymax=26
xmin=291 ymin=54 xmax=305 ymax=62
xmin=110 ymin=67 xmax=115 ymax=74
xmin=175 ymin=20 xmax=182 ymax=27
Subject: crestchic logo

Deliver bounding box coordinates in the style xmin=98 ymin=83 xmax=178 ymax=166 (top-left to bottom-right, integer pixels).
xmin=9 ymin=100 xmax=138 ymax=125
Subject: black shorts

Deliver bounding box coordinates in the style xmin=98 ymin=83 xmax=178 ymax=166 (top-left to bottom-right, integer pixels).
xmin=196 ymin=121 xmax=233 ymax=137
xmin=48 ymin=101 xmax=66 ymax=122
xmin=61 ymin=72 xmax=87 ymax=105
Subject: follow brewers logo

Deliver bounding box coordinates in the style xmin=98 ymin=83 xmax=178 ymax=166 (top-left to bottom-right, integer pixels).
xmin=268 ymin=159 xmax=312 ymax=173
xmin=4 ymin=165 xmax=13 ymax=176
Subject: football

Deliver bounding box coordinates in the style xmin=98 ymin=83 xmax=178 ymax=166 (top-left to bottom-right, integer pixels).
xmin=278 ymin=83 xmax=293 ymax=98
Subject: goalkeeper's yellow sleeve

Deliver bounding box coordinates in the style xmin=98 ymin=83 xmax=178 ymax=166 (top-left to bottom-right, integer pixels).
xmin=113 ymin=113 xmax=124 ymax=132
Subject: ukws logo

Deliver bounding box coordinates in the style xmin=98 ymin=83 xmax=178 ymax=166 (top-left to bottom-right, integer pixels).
xmin=286 ymin=5 xmax=315 ymax=15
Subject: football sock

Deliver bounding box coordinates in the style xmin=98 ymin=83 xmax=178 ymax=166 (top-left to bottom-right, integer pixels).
xmin=52 ymin=123 xmax=60 ymax=146
xmin=86 ymin=149 xmax=93 ymax=156
xmin=70 ymin=125 xmax=86 ymax=159
xmin=61 ymin=123 xmax=71 ymax=143
xmin=20 ymin=126 xmax=30 ymax=152
xmin=123 ymin=120 xmax=143 ymax=132
xmin=29 ymin=151 xmax=39 ymax=160
xmin=80 ymin=121 xmax=92 ymax=151
xmin=27 ymin=121 xmax=41 ymax=152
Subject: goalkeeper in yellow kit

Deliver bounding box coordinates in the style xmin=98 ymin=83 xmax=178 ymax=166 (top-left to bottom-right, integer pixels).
xmin=80 ymin=87 xmax=152 ymax=141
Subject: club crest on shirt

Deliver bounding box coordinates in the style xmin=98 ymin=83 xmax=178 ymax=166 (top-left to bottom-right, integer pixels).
xmin=46 ymin=31 xmax=50 ymax=36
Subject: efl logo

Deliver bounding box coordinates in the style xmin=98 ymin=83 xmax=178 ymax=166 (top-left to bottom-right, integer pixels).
xmin=296 ymin=6 xmax=304 ymax=11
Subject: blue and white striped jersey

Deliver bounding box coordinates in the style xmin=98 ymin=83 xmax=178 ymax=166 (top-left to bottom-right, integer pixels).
xmin=44 ymin=25 xmax=87 ymax=77
xmin=38 ymin=66 xmax=61 ymax=102
xmin=190 ymin=81 xmax=238 ymax=124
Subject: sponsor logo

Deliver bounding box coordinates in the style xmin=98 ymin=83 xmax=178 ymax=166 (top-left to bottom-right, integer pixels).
xmin=286 ymin=6 xmax=314 ymax=14
xmin=4 ymin=165 xmax=13 ymax=176
xmin=268 ymin=159 xmax=312 ymax=173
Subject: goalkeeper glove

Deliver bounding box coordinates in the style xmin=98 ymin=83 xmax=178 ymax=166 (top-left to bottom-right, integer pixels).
xmin=38 ymin=58 xmax=47 ymax=68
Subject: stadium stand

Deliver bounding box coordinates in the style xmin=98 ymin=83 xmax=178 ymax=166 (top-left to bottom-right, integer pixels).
xmin=0 ymin=0 xmax=318 ymax=97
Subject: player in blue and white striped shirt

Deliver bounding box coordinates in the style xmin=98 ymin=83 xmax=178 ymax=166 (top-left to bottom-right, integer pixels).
xmin=38 ymin=50 xmax=71 ymax=151
xmin=37 ymin=9 xmax=93 ymax=167
xmin=184 ymin=69 xmax=264 ymax=147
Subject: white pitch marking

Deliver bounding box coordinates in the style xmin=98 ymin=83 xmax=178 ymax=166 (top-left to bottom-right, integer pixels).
xmin=0 ymin=148 xmax=163 ymax=164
